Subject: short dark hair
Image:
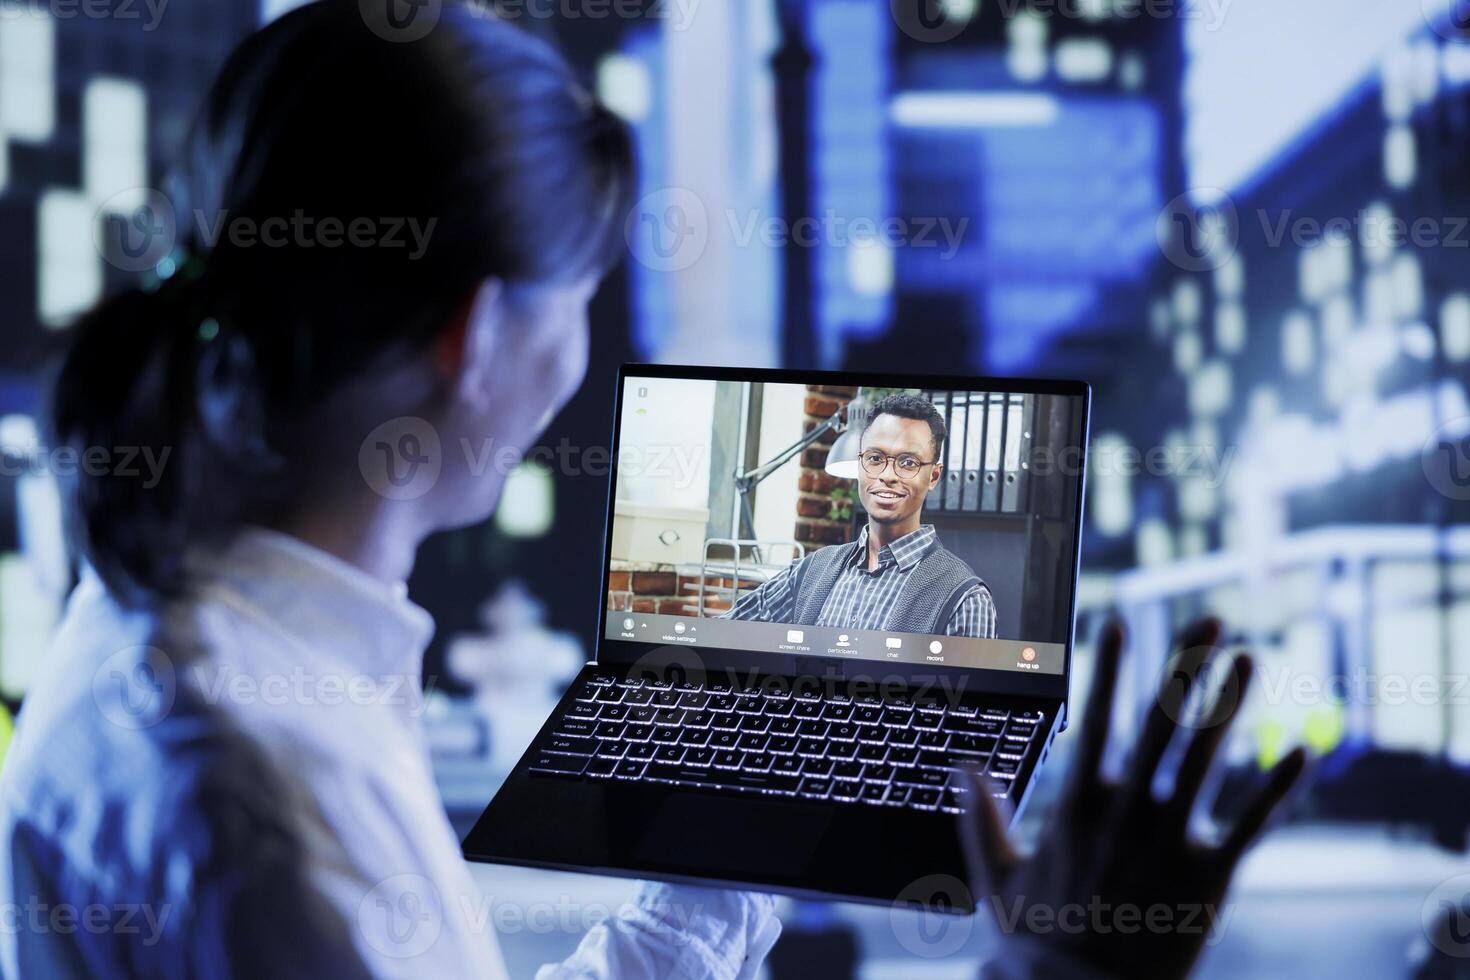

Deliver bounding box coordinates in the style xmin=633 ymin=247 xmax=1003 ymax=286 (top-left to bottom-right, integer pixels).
xmin=862 ymin=394 xmax=946 ymax=460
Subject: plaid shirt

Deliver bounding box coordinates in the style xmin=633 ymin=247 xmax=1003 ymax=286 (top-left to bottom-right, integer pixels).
xmin=723 ymin=524 xmax=997 ymax=638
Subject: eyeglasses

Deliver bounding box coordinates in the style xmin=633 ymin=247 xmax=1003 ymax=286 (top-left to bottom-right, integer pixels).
xmin=859 ymin=449 xmax=938 ymax=478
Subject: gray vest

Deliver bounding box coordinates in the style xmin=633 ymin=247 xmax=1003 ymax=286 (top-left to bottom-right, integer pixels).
xmin=788 ymin=536 xmax=983 ymax=634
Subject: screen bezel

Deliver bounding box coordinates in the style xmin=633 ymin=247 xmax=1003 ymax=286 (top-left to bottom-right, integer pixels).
xmin=593 ymin=363 xmax=1090 ymax=705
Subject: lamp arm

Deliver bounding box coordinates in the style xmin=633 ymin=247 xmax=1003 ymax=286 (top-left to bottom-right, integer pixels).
xmin=733 ymin=410 xmax=844 ymax=492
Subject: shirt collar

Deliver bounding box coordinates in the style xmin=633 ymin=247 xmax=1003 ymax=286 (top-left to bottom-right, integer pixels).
xmin=187 ymin=526 xmax=436 ymax=680
xmin=852 ymin=524 xmax=937 ymax=572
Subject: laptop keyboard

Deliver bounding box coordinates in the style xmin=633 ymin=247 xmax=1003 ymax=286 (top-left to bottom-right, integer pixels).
xmin=526 ymin=673 xmax=1046 ymax=814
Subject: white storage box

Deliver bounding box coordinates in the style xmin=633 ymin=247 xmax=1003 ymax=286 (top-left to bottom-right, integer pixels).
xmin=610 ymin=501 xmax=710 ymax=565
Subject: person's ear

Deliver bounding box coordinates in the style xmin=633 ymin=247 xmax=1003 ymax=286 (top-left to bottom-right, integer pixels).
xmin=929 ymin=462 xmax=943 ymax=493
xmin=433 ymin=277 xmax=505 ymax=383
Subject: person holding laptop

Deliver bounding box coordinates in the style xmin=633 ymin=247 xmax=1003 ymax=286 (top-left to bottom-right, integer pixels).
xmin=0 ymin=2 xmax=1304 ymax=977
xmin=723 ymin=394 xmax=998 ymax=638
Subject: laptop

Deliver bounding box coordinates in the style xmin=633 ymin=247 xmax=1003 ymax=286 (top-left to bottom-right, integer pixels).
xmin=462 ymin=364 xmax=1090 ymax=911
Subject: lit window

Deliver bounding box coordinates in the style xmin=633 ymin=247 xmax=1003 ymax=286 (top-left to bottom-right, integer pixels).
xmin=1215 ymin=253 xmax=1244 ymax=298
xmin=37 ymin=191 xmax=101 ymax=327
xmin=1174 ymin=330 xmax=1202 ymax=374
xmin=1282 ymin=311 xmax=1314 ymax=374
xmin=597 ymin=54 xmax=653 ymax=123
xmin=1189 ymin=360 xmax=1232 ymax=417
xmin=1090 ymin=432 xmax=1132 ymax=537
xmin=1321 ymin=293 xmax=1355 ymax=347
xmin=1390 ymin=252 xmax=1422 ymax=320
xmin=1172 ymin=278 xmax=1201 ymax=326
xmin=495 ymin=462 xmax=555 ymax=538
xmin=1055 ymin=39 xmax=1113 ymax=83
xmin=0 ymin=6 xmax=54 ymax=143
xmin=1136 ymin=519 xmax=1174 ymax=567
xmin=846 ymin=238 xmax=893 ymax=297
xmin=1384 ymin=124 xmax=1416 ymax=189
xmin=1441 ymin=293 xmax=1470 ymax=363
xmin=1216 ymin=301 xmax=1246 ymax=353
xmin=85 ymin=79 xmax=148 ymax=213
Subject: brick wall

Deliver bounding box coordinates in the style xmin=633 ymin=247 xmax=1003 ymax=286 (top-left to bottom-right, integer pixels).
xmin=607 ymin=562 xmax=735 ymax=617
xmin=796 ymin=384 xmax=858 ymax=548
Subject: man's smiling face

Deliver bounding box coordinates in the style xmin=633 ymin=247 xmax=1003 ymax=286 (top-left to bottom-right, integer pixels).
xmin=857 ymin=413 xmax=942 ymax=527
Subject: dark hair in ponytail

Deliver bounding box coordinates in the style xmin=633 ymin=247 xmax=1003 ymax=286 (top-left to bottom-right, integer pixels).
xmin=51 ymin=0 xmax=634 ymax=605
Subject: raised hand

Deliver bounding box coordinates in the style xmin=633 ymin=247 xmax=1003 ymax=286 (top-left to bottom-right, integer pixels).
xmin=959 ymin=619 xmax=1307 ymax=979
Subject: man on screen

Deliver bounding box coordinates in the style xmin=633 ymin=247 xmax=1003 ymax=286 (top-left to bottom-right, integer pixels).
xmin=722 ymin=394 xmax=997 ymax=638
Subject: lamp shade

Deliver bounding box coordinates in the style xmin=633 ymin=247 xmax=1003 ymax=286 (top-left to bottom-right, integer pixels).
xmin=823 ymin=397 xmax=868 ymax=479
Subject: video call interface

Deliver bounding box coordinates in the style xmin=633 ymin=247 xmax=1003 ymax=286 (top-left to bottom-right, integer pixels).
xmin=604 ymin=377 xmax=1085 ymax=675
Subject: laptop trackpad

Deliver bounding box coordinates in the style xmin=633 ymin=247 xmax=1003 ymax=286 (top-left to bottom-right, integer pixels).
xmin=632 ymin=794 xmax=831 ymax=875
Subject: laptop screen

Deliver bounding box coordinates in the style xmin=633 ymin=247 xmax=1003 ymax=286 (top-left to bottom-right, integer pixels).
xmin=603 ymin=371 xmax=1087 ymax=677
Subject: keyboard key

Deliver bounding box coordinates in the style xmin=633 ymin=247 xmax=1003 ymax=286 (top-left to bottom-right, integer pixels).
xmin=917 ymin=731 xmax=949 ymax=749
xmin=859 ymin=782 xmax=888 ymax=804
xmin=769 ymin=718 xmax=801 ymax=735
xmin=595 ymin=740 xmax=627 ymax=758
xmin=652 ymin=727 xmax=681 ymax=744
xmin=678 ymin=727 xmax=711 ymax=746
xmin=682 ymin=710 xmax=713 ymax=728
xmin=854 ymin=706 xmax=883 ymax=724
xmin=833 ymin=761 xmax=866 ymax=780
xmin=827 ymin=741 xmax=859 ymax=760
xmin=945 ymin=716 xmax=1004 ymax=736
xmin=989 ymin=754 xmax=1022 ymax=775
xmin=586 ymin=757 xmax=617 ymax=777
xmin=615 ymin=760 xmax=647 ymax=780
xmin=919 ymin=749 xmax=991 ymax=770
xmin=529 ymin=752 xmax=588 ymax=776
xmin=798 ymin=777 xmax=832 ymax=799
xmin=767 ymin=736 xmax=798 ymax=755
xmin=798 ymin=720 xmax=830 ymax=738
xmin=567 ymin=703 xmax=600 ymax=720
xmin=895 ymin=766 xmax=950 ymax=788
xmin=950 ymin=734 xmax=998 ymax=755
xmin=909 ymin=712 xmax=943 ymax=731
xmin=885 ymin=786 xmax=911 ymax=807
xmin=587 ymin=674 xmax=616 ymax=686
xmin=857 ymin=726 xmax=888 ymax=744
xmin=909 ymin=787 xmax=941 ymax=809
xmin=710 ymin=730 xmax=741 ymax=750
xmin=623 ymin=689 xmax=654 ymax=705
xmin=737 ymin=733 xmax=770 ymax=752
xmin=655 ymin=744 xmax=686 ymax=764
xmin=831 ymin=780 xmax=861 ymax=800
xmin=1014 ymin=709 xmax=1045 ymax=722
xmin=684 ymin=748 xmax=715 ymax=766
xmin=711 ymin=714 xmax=741 ymax=731
xmin=773 ymin=755 xmax=803 ymax=775
xmin=887 ymin=746 xmax=919 ymax=766
xmin=763 ymin=700 xmax=795 ymax=717
xmin=881 ymin=709 xmax=911 ymax=728
xmin=594 ymin=687 xmax=624 ymax=703
xmin=821 ymin=702 xmax=854 ymax=721
xmin=739 ymin=715 xmax=771 ymax=733
xmin=713 ymin=750 xmax=744 ymax=769
xmin=679 ymin=692 xmax=710 ymax=709
xmin=888 ymin=728 xmax=920 ymax=747
xmin=793 ymin=701 xmax=823 ymax=719
xmin=626 ymin=743 xmax=657 ymax=760
xmin=628 ymin=707 xmax=659 ymax=724
xmin=545 ymin=736 xmax=595 ymax=756
xmin=802 ymin=757 xmax=835 ymax=778
xmin=555 ymin=719 xmax=597 ymax=737
xmin=797 ymin=738 xmax=827 ymax=757
xmin=624 ymin=724 xmax=655 ymax=742
xmin=863 ymin=764 xmax=896 ymax=783
xmin=741 ymin=753 xmax=773 ymax=773
xmin=857 ymin=744 xmax=889 ymax=763
xmin=601 ymin=705 xmax=630 ymax=722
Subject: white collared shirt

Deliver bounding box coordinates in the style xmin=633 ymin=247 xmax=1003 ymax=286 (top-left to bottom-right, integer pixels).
xmin=0 ymin=528 xmax=779 ymax=978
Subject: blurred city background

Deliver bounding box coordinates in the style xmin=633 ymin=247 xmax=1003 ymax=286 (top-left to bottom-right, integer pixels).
xmin=1 ymin=0 xmax=1470 ymax=976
